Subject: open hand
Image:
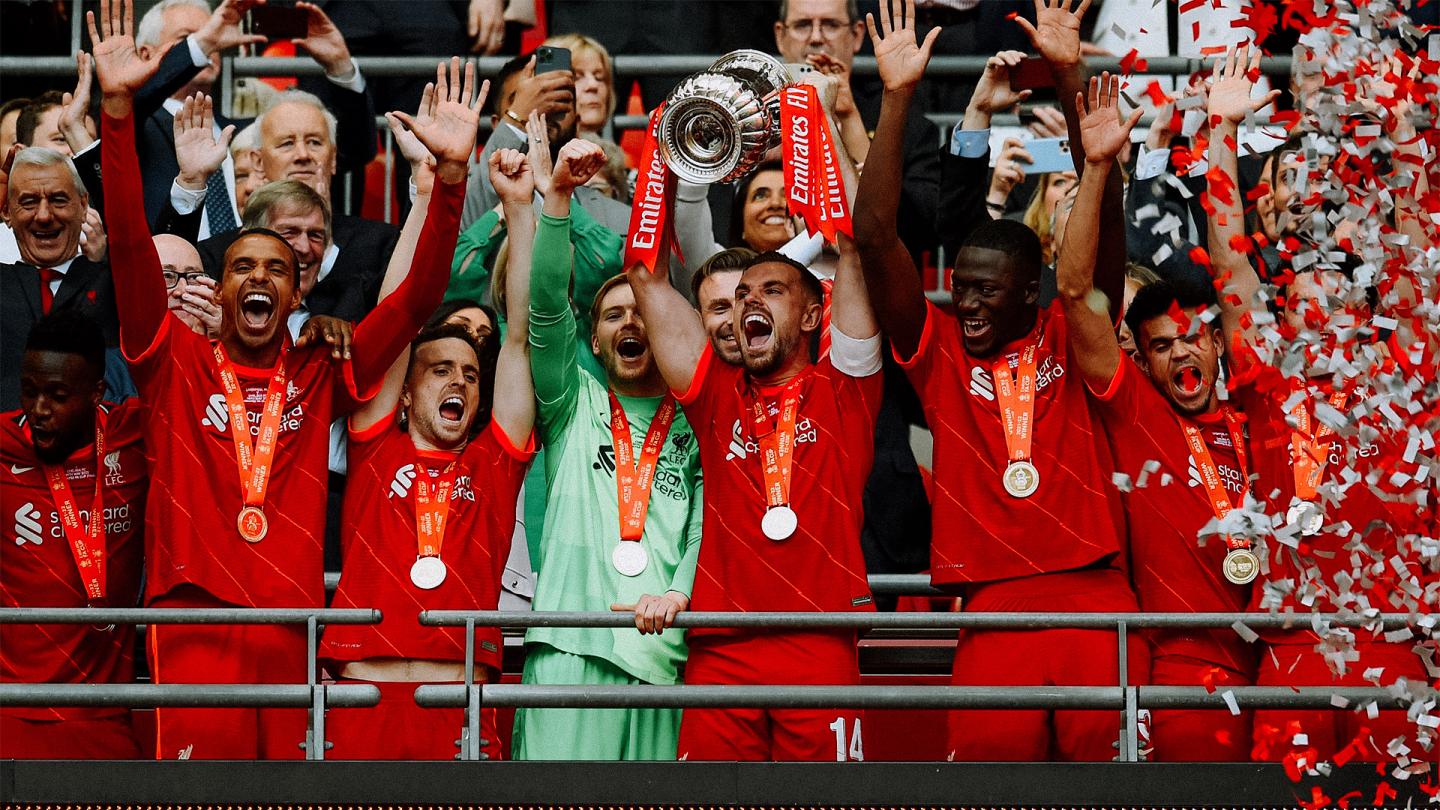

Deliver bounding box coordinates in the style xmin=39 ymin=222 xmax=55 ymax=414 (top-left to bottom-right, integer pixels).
xmin=1014 ymin=0 xmax=1092 ymax=69
xmin=60 ymin=52 xmax=96 ymax=152
xmin=524 ymin=110 xmax=555 ymax=196
xmin=866 ymin=0 xmax=941 ymax=92
xmin=1206 ymin=45 xmax=1279 ymax=127
xmin=611 ymin=591 xmax=689 ymax=635
xmin=391 ymin=58 xmax=489 ymax=183
xmin=1077 ymin=72 xmax=1143 ymax=164
xmin=87 ymin=0 xmax=165 ymax=110
xmin=489 ymin=147 xmax=534 ymax=205
xmin=174 ymin=94 xmax=236 ymax=190
xmin=295 ymin=314 xmax=354 ymax=360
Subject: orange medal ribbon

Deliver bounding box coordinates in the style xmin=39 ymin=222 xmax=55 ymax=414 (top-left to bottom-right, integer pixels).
xmin=213 ymin=345 xmax=287 ymax=539
xmin=1181 ymin=409 xmax=1250 ymax=549
xmin=608 ymin=392 xmax=676 ymax=542
xmin=413 ymin=457 xmax=459 ymax=559
xmin=41 ymin=412 xmax=107 ymax=602
xmin=748 ymin=379 xmax=803 ymax=511
xmin=991 ymin=344 xmax=1037 ymax=465
xmin=1289 ymin=391 xmax=1347 ymax=500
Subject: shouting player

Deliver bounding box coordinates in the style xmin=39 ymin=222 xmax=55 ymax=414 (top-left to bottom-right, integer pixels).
xmin=854 ymin=0 xmax=1145 ymax=761
xmin=1 ymin=311 xmax=147 ymax=759
xmin=316 ymin=62 xmax=531 ymax=761
xmin=1057 ymin=73 xmax=1271 ymax=761
xmin=628 ymin=128 xmax=882 ymax=758
xmin=513 ymin=115 xmax=703 ymax=761
xmin=94 ymin=0 xmax=468 ymax=759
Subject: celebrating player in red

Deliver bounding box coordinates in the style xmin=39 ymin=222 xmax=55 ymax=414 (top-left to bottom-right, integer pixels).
xmin=1057 ymin=73 xmax=1274 ymax=761
xmin=93 ymin=0 xmax=467 ymax=759
xmin=854 ymin=0 xmax=1145 ymax=761
xmin=1 ymin=312 xmax=147 ymax=759
xmin=628 ymin=170 xmax=882 ymax=760
xmin=1201 ymin=47 xmax=1437 ymax=764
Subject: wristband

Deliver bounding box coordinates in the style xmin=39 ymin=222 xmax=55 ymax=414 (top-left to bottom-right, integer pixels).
xmin=505 ymin=109 xmax=525 ymax=126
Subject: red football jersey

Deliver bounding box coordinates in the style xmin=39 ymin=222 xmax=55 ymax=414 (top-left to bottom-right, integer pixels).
xmin=0 ymin=401 xmax=147 ymax=720
xmin=896 ymin=301 xmax=1124 ymax=586
xmin=1094 ymin=358 xmax=1265 ymax=674
xmin=677 ymin=345 xmax=881 ymax=635
xmin=322 ymin=415 xmax=533 ymax=672
xmin=127 ymin=317 xmax=360 ymax=608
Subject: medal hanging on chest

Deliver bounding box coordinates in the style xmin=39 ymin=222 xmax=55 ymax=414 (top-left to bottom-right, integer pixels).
xmin=42 ymin=411 xmax=109 ymax=604
xmin=213 ymin=345 xmax=287 ymax=543
xmin=1286 ymin=390 xmax=1346 ymax=537
xmin=1181 ymin=412 xmax=1256 ymax=585
xmin=608 ymin=392 xmax=676 ymax=576
xmin=410 ymin=457 xmax=459 ymax=590
xmin=748 ymin=379 xmax=804 ymax=541
xmin=992 ymin=345 xmax=1040 ymax=498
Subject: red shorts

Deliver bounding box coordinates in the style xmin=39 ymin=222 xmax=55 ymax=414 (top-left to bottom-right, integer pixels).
xmin=1148 ymin=655 xmax=1251 ymax=762
xmin=678 ymin=632 xmax=864 ymax=762
xmin=148 ymin=588 xmax=309 ymax=760
xmin=947 ymin=567 xmax=1150 ymax=762
xmin=1253 ymin=638 xmax=1432 ymax=763
xmin=327 ymin=678 xmax=501 ymax=760
xmin=1 ymin=710 xmax=140 ymax=759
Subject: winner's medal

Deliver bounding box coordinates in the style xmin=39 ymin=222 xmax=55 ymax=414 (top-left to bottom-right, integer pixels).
xmin=608 ymin=392 xmax=677 ymax=575
xmin=412 ymin=455 xmax=459 ymax=591
xmin=748 ymin=379 xmax=804 ymax=543
xmin=213 ymin=346 xmax=287 ymax=544
xmin=992 ymin=345 xmax=1040 ymax=499
xmin=1222 ymin=547 xmax=1259 ymax=584
xmin=236 ymin=506 xmax=268 ymax=543
xmin=42 ymin=412 xmax=110 ymax=602
xmin=1002 ymin=460 xmax=1040 ymax=499
xmin=1286 ymin=501 xmax=1323 ymax=536
xmin=1288 ymin=390 xmax=1346 ymax=537
xmin=410 ymin=556 xmax=448 ymax=589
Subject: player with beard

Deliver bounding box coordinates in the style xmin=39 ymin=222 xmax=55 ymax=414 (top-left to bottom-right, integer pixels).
xmin=319 ymin=133 xmax=531 ymax=760
xmin=1203 ymin=48 xmax=1437 ymax=764
xmin=691 ymin=248 xmax=756 ymax=367
xmin=1 ymin=311 xmax=147 ymax=759
xmin=514 ymin=117 xmax=702 ymax=761
xmin=95 ymin=0 xmax=475 ymax=757
xmin=1057 ymin=74 xmax=1274 ymax=761
xmin=854 ymin=0 xmax=1143 ymax=761
xmin=628 ymin=171 xmax=882 ymax=757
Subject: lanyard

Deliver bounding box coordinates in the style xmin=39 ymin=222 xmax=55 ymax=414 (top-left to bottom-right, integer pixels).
xmin=213 ymin=345 xmax=287 ymax=510
xmin=748 ymin=379 xmax=804 ymax=509
xmin=1182 ymin=408 xmax=1250 ymax=548
xmin=413 ymin=456 xmax=459 ymax=559
xmin=1290 ymin=390 xmax=1348 ymax=501
xmin=609 ymin=392 xmax=676 ymax=541
xmin=42 ymin=412 xmax=107 ymax=602
xmin=992 ymin=344 xmax=1037 ymax=464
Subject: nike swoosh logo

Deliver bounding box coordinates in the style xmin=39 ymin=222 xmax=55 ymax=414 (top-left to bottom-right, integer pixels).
xmin=10 ymin=464 xmax=35 ymax=474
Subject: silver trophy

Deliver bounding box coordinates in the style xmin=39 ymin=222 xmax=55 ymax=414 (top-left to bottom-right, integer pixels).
xmin=658 ymin=49 xmax=791 ymax=185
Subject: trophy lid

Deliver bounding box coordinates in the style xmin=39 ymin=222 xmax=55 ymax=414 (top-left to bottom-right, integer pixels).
xmin=708 ymin=50 xmax=790 ymax=98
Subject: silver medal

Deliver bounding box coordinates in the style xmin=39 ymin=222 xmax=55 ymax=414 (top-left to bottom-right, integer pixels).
xmin=410 ymin=556 xmax=448 ymax=590
xmin=612 ymin=542 xmax=649 ymax=577
xmin=761 ymin=505 xmax=798 ymax=541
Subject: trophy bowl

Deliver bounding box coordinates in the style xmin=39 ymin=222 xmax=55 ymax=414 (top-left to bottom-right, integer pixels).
xmin=658 ymin=49 xmax=790 ymax=185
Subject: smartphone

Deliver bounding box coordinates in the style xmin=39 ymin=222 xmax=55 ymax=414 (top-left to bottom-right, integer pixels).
xmin=534 ymin=46 xmax=571 ymax=74
xmin=248 ymin=5 xmax=308 ymax=40
xmin=784 ymin=63 xmax=816 ymax=83
xmin=1025 ymin=137 xmax=1074 ymax=174
xmin=1009 ymin=56 xmax=1054 ymax=91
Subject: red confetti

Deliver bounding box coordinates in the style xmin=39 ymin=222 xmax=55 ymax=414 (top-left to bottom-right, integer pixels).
xmin=1232 ymin=0 xmax=1280 ymax=43
xmin=1374 ymin=781 xmax=1397 ymax=805
xmin=1119 ymin=48 xmax=1149 ymax=74
xmin=1144 ymin=80 xmax=1172 ymax=107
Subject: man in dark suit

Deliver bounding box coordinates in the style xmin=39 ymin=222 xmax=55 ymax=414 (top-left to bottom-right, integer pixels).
xmin=131 ymin=0 xmax=377 ymax=233
xmin=0 ymin=149 xmax=121 ymax=410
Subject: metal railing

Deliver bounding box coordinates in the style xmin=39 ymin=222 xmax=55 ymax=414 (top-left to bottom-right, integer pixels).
xmin=0 ymin=607 xmax=382 ymax=761
xmin=417 ymin=609 xmax=1435 ymax=761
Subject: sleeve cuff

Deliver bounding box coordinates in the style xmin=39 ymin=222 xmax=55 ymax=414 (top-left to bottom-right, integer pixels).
xmin=674 ymin=342 xmax=713 ymax=406
xmin=184 ymin=34 xmax=209 ymax=67
xmin=951 ymin=127 xmax=991 ymax=158
xmin=327 ymin=64 xmax=366 ymax=94
xmin=891 ymin=301 xmax=937 ymax=368
xmin=1088 ymin=356 xmax=1127 ymax=401
xmin=348 ymin=407 xmax=397 ymax=442
xmin=169 ymin=179 xmax=207 ymax=215
xmin=489 ymin=419 xmax=537 ymax=462
xmin=676 ymin=179 xmax=710 ymax=202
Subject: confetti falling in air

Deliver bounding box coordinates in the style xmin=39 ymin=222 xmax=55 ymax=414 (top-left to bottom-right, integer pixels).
xmin=1135 ymin=0 xmax=1439 ymax=778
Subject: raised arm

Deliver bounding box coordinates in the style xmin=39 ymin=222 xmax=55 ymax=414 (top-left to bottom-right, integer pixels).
xmin=349 ymin=59 xmax=485 ymax=396
xmin=1057 ymin=74 xmax=1143 ymax=391
xmin=91 ymin=0 xmax=169 ymax=359
xmin=852 ymin=0 xmax=940 ymax=359
xmin=624 ymin=186 xmax=709 ymax=395
xmin=490 ymin=143 xmax=540 ymax=446
xmin=1204 ymin=46 xmax=1280 ymax=347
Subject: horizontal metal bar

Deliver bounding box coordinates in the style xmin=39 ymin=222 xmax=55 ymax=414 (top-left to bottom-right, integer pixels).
xmin=0 ymin=53 xmax=1293 ymax=80
xmin=0 ymin=683 xmax=379 ymax=708
xmin=0 ymin=607 xmax=381 ymax=625
xmin=415 ymin=683 xmax=1425 ymax=710
xmin=421 ymin=609 xmax=1429 ymax=631
xmin=867 ymin=573 xmax=943 ymax=596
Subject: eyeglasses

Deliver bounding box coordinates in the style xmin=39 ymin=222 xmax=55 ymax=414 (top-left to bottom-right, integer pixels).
xmin=162 ymin=270 xmax=207 ymax=289
xmin=783 ymin=17 xmax=851 ymax=38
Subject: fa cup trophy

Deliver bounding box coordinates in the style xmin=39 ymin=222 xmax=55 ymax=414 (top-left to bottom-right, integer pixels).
xmin=657 ymin=49 xmax=791 ymax=185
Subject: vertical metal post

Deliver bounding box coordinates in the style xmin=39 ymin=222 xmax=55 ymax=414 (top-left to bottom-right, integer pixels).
xmin=306 ymin=615 xmax=326 ymax=761
xmin=383 ymin=124 xmax=394 ymax=225
xmin=70 ymin=0 xmax=83 ymax=55
xmin=459 ymin=617 xmax=479 ymax=760
xmin=1116 ymin=619 xmax=1138 ymax=762
xmin=343 ymin=173 xmax=354 ymax=217
xmin=220 ymin=55 xmax=234 ymax=121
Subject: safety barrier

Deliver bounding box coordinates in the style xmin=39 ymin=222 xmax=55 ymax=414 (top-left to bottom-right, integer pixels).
xmin=0 ymin=607 xmax=382 ymax=761
xmin=417 ymin=609 xmax=1436 ymax=762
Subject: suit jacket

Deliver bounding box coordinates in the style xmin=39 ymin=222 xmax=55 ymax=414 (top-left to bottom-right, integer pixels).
xmin=937 ymin=147 xmax=992 ymax=259
xmin=0 ymin=258 xmax=120 ymax=410
xmin=195 ymin=214 xmax=400 ymax=323
xmin=135 ymin=41 xmax=379 ymax=227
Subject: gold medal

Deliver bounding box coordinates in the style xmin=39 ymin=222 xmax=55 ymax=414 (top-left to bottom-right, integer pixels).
xmin=1002 ymin=460 xmax=1040 ymax=499
xmin=237 ymin=506 xmax=268 ymax=543
xmin=1222 ymin=547 xmax=1258 ymax=585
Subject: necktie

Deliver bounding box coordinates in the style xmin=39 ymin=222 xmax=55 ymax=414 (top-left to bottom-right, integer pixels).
xmin=39 ymin=267 xmax=60 ymax=314
xmin=205 ymin=170 xmax=238 ymax=235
